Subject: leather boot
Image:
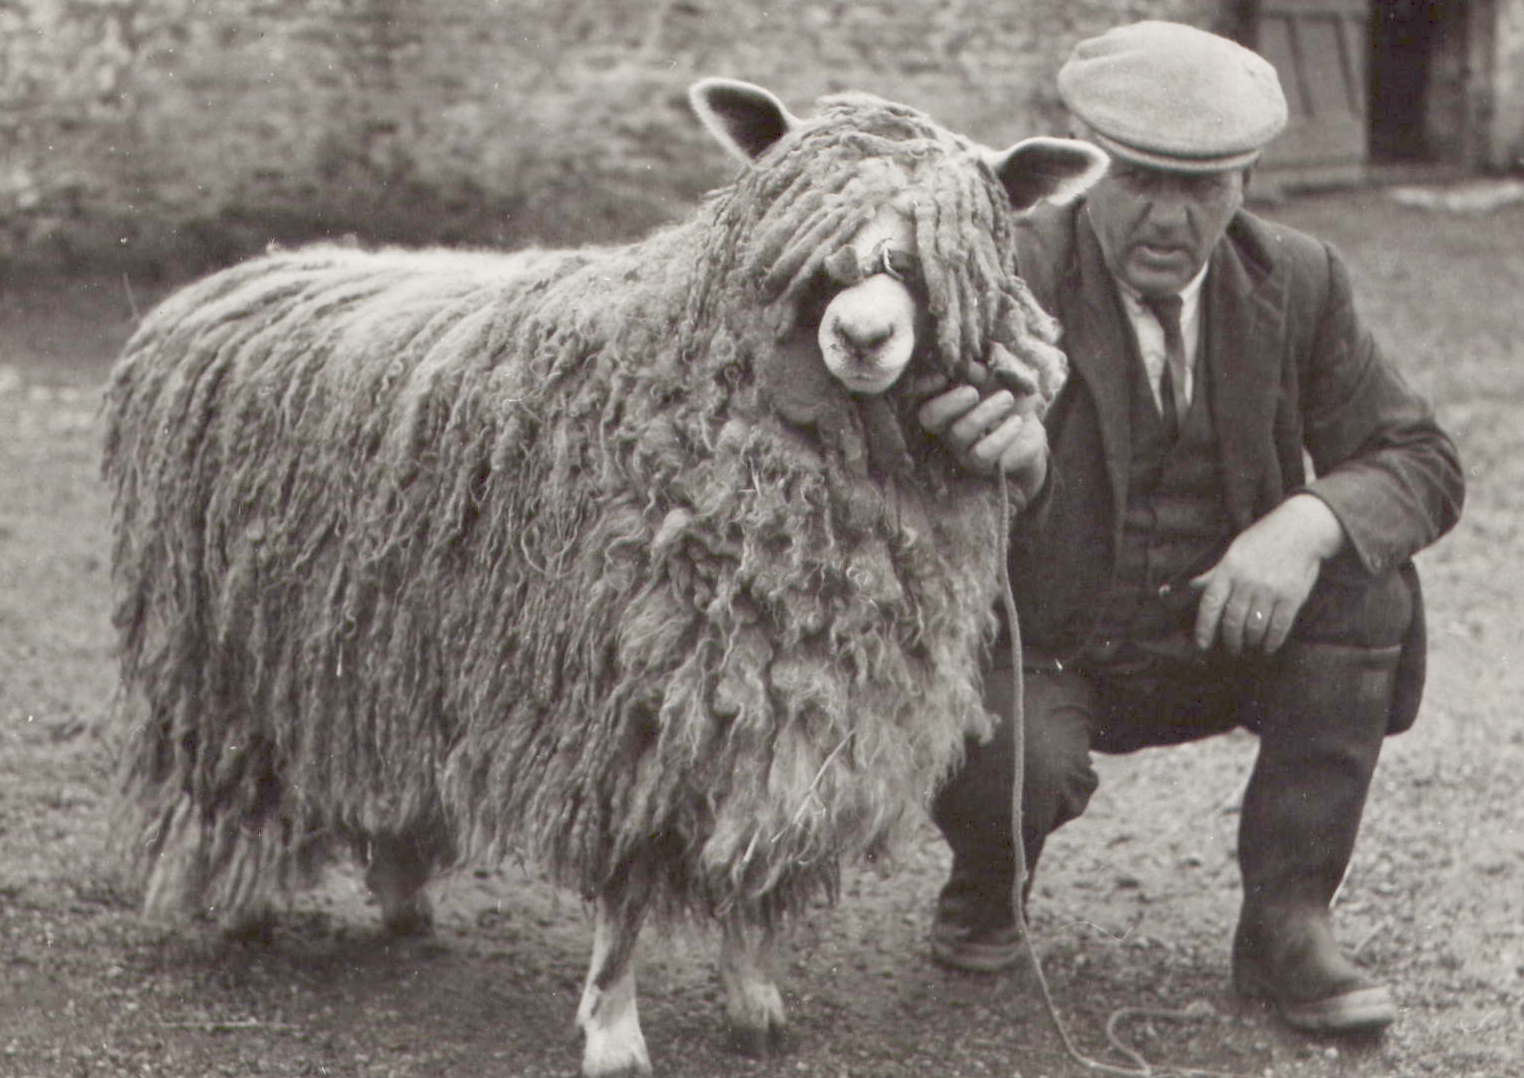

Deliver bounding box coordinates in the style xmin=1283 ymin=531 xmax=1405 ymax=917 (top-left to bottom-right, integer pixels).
xmin=929 ymin=664 xmax=1098 ymax=972
xmin=1233 ymin=641 xmax=1401 ymax=1033
xmin=930 ymin=732 xmax=1025 ymax=973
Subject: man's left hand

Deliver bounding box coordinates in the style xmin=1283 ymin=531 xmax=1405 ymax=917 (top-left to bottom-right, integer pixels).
xmin=1190 ymin=494 xmax=1347 ymax=654
xmin=915 ymin=380 xmax=1049 ymax=504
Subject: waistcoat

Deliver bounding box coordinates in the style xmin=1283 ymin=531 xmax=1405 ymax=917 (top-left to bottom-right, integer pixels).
xmin=1082 ymin=339 xmax=1233 ymax=668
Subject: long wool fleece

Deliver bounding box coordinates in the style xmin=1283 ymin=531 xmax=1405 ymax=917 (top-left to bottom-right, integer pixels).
xmin=103 ymin=92 xmax=1066 ymax=927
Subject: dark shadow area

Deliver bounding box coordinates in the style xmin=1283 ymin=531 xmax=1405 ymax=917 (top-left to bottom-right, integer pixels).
xmin=1369 ymin=0 xmax=1439 ymax=161
xmin=1368 ymin=0 xmax=1471 ymax=165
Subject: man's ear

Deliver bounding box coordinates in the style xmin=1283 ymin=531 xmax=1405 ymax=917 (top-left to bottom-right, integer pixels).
xmin=984 ymin=137 xmax=1110 ymax=212
xmin=689 ymin=78 xmax=800 ymax=164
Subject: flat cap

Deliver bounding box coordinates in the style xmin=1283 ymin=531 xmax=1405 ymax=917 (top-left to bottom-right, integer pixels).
xmin=1058 ymin=21 xmax=1288 ymax=173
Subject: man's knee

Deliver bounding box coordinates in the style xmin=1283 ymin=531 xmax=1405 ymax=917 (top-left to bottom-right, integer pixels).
xmin=934 ymin=660 xmax=1099 ymax=847
xmin=1020 ymin=667 xmax=1100 ymax=831
xmin=1293 ymin=562 xmax=1414 ymax=649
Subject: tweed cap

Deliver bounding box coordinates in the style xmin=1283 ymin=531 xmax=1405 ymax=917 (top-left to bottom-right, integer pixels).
xmin=1058 ymin=21 xmax=1288 ymax=173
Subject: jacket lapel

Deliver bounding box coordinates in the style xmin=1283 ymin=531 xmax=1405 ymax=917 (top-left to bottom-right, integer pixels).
xmin=1058 ymin=213 xmax=1135 ymax=526
xmin=1203 ymin=227 xmax=1287 ymax=528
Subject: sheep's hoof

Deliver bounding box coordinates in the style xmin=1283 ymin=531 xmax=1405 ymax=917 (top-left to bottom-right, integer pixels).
xmin=580 ymin=1031 xmax=653 ymax=1078
xmin=218 ymin=907 xmax=277 ymax=944
xmin=728 ymin=1016 xmax=790 ymax=1058
xmin=381 ymin=903 xmax=435 ymax=938
xmin=581 ymin=1061 xmax=652 ymax=1078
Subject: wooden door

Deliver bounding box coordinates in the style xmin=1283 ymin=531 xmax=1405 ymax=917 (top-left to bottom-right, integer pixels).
xmin=1249 ymin=0 xmax=1371 ymax=187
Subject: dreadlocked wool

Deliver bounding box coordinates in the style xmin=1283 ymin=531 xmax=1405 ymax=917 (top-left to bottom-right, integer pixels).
xmin=104 ymin=92 xmax=1067 ymax=929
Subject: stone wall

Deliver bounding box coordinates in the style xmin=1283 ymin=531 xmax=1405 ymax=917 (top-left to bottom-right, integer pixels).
xmin=0 ymin=0 xmax=1235 ymax=276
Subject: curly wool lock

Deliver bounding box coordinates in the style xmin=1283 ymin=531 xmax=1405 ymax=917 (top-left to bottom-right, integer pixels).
xmin=104 ymin=91 xmax=1066 ymax=930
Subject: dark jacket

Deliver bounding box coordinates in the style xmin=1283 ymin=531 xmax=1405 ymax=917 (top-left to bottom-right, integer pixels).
xmin=1009 ymin=203 xmax=1464 ymax=732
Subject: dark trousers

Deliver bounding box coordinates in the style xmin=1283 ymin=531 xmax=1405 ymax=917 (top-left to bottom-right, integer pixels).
xmin=931 ymin=562 xmax=1415 ymax=912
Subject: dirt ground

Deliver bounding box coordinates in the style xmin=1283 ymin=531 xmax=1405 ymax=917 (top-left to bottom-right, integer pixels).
xmin=1 ymin=187 xmax=1520 ymax=1078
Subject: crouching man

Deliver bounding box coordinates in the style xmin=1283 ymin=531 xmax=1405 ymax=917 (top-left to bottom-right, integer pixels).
xmin=921 ymin=21 xmax=1463 ymax=1033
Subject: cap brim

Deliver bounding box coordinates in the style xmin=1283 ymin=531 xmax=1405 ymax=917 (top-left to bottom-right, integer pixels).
xmin=1089 ymin=127 xmax=1264 ymax=174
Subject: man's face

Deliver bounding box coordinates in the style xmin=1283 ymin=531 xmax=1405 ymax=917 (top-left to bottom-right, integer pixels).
xmin=1084 ymin=160 xmax=1245 ymax=297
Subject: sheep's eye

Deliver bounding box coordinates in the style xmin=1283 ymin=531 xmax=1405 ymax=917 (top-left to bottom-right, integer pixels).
xmin=820 ymin=244 xmax=923 ymax=290
xmin=822 ymin=245 xmax=863 ymax=286
xmin=878 ymin=247 xmax=921 ymax=286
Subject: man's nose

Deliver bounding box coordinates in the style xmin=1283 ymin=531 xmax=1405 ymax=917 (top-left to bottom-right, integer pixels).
xmin=1143 ymin=190 xmax=1191 ymax=230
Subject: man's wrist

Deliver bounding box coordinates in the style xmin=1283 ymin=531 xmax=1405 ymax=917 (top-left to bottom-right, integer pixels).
xmin=1278 ymin=493 xmax=1347 ymax=561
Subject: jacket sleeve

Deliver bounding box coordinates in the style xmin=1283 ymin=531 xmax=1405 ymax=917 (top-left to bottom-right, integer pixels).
xmin=1299 ymin=242 xmax=1464 ymax=576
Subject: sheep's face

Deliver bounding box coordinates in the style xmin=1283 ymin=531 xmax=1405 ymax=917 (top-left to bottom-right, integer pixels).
xmin=815 ymin=199 xmax=922 ymax=395
xmin=688 ymin=78 xmax=1108 ymax=399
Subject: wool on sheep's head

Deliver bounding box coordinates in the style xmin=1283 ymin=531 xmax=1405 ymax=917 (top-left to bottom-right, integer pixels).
xmin=684 ymin=80 xmax=1104 ymax=473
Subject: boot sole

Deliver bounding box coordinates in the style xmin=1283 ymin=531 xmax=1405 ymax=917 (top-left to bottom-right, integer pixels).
xmin=1236 ymin=972 xmax=1396 ymax=1033
xmin=1278 ymin=985 xmax=1396 ymax=1033
xmin=929 ymin=935 xmax=1024 ymax=973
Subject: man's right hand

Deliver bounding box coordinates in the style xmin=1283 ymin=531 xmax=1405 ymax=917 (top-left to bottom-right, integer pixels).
xmin=916 ymin=382 xmax=1048 ymax=502
xmin=1189 ymin=493 xmax=1347 ymax=655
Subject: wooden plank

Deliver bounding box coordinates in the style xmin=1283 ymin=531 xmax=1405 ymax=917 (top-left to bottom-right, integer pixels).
xmin=1254 ymin=0 xmax=1371 ymax=180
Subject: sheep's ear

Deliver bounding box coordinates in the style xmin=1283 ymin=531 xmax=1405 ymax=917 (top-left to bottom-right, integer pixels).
xmin=984 ymin=137 xmax=1109 ymax=212
xmin=689 ymin=78 xmax=800 ymax=164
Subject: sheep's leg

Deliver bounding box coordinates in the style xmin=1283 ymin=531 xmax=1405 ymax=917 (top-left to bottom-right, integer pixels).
xmin=576 ymin=894 xmax=651 ymax=1078
xmin=720 ymin=915 xmax=789 ymax=1056
xmin=140 ymin=795 xmax=277 ymax=941
xmin=363 ymin=832 xmax=435 ymax=937
xmin=217 ymin=902 xmax=278 ymax=942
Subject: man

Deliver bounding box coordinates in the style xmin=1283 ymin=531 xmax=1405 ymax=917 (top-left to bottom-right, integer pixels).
xmin=919 ymin=21 xmax=1463 ymax=1034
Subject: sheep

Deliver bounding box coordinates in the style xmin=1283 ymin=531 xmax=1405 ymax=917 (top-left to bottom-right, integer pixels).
xmin=101 ymin=78 xmax=1106 ymax=1076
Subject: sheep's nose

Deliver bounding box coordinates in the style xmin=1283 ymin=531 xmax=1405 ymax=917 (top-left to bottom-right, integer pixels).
xmin=833 ymin=315 xmax=894 ymax=356
xmin=817 ymin=273 xmax=917 ymax=395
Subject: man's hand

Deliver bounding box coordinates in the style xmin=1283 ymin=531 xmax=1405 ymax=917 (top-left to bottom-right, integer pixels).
xmin=1190 ymin=493 xmax=1347 ymax=654
xmin=916 ymin=382 xmax=1048 ymax=503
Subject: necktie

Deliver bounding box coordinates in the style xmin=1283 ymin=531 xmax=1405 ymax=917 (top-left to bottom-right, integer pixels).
xmin=1143 ymin=293 xmax=1188 ymax=441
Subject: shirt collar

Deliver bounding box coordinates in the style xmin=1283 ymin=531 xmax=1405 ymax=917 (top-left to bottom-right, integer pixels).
xmin=1113 ymin=262 xmax=1210 ymax=308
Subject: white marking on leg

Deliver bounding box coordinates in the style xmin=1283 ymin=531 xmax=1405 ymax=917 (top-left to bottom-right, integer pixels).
xmin=577 ymin=898 xmax=651 ymax=1077
xmin=720 ymin=917 xmax=787 ymax=1055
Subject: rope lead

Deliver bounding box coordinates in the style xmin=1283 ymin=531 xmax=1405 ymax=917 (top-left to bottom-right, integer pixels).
xmin=995 ymin=469 xmax=1226 ymax=1078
